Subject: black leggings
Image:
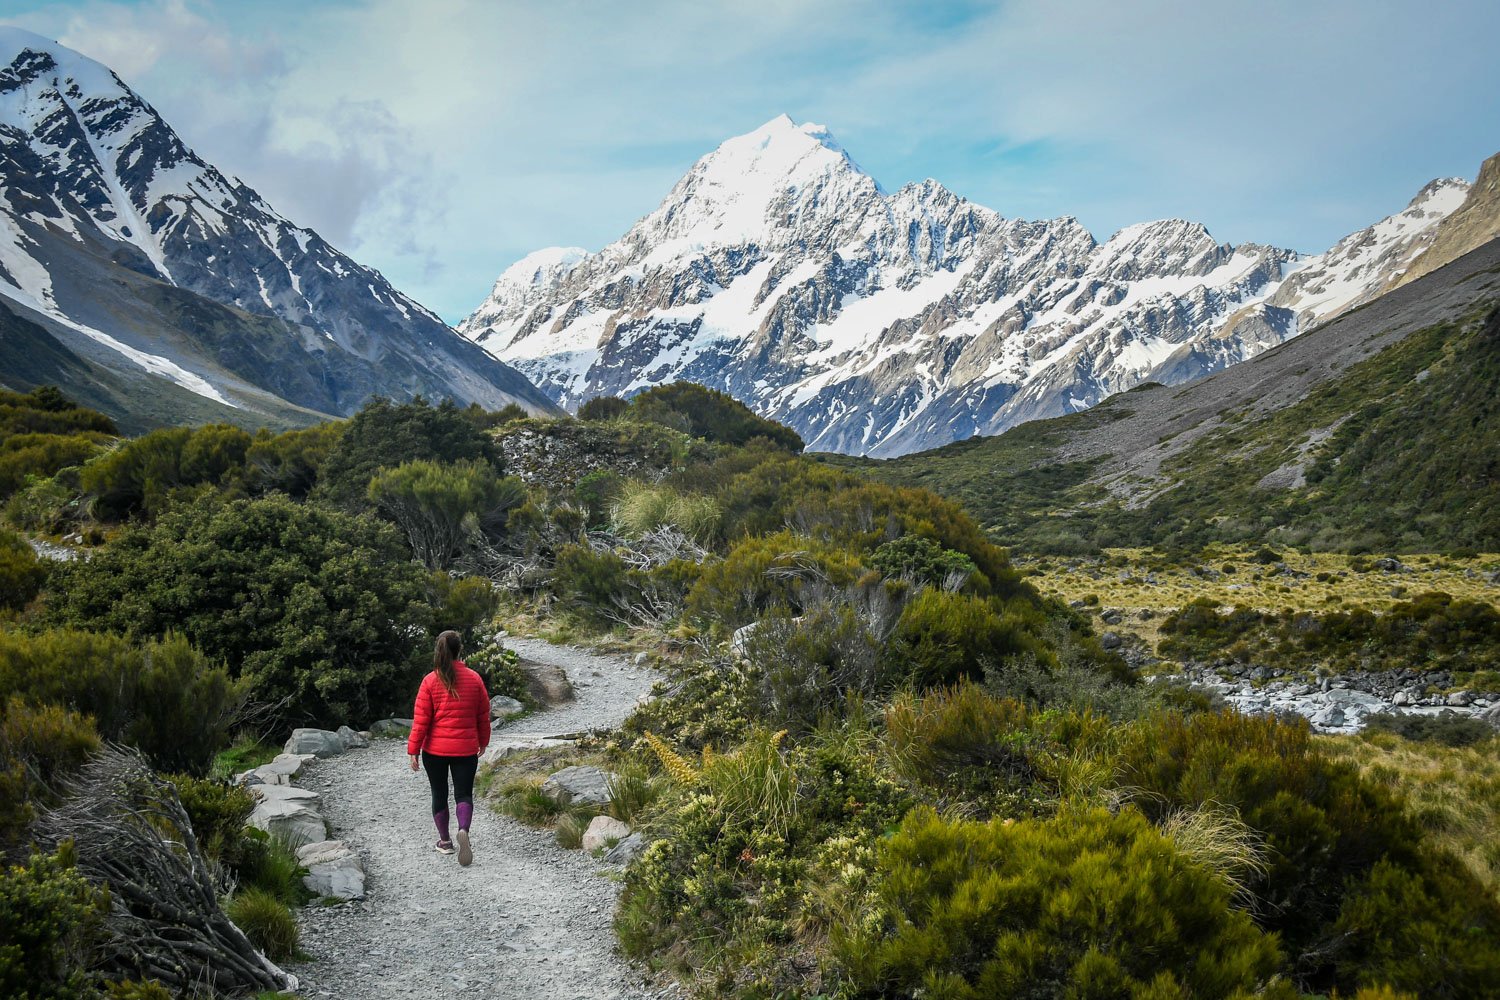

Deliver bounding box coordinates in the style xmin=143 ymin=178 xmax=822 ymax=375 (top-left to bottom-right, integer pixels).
xmin=422 ymin=752 xmax=478 ymax=815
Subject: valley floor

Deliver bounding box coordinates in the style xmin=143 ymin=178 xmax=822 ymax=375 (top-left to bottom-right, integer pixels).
xmin=290 ymin=640 xmax=664 ymax=999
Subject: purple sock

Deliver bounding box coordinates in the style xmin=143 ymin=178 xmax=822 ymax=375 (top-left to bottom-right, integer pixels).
xmin=456 ymin=801 xmax=473 ymax=832
xmin=433 ymin=809 xmax=451 ymax=842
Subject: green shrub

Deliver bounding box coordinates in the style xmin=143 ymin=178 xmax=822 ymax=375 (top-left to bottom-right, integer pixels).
xmin=0 ymin=847 xmax=107 ymax=999
xmin=430 ymin=575 xmax=500 ymax=645
xmin=244 ymin=421 xmax=343 ymax=499
xmin=369 ymin=459 xmax=523 ymax=569
xmin=550 ymin=543 xmax=629 ymax=625
xmin=684 ymin=531 xmax=863 ymax=632
xmin=0 ymin=630 xmax=244 ymax=775
xmin=0 ymin=529 xmax=46 ymax=610
xmin=834 ymin=805 xmax=1290 ymax=999
xmin=226 ymin=887 xmax=298 ymax=960
xmin=0 ymin=698 xmax=100 ymax=854
xmin=45 ymin=495 xmax=434 ymax=728
xmin=627 ymin=383 xmax=803 ymax=452
xmin=1117 ymin=710 xmax=1500 ymax=994
xmin=869 ymin=534 xmax=977 ymax=589
xmin=742 ymin=601 xmax=892 ymax=734
xmin=885 ymin=588 xmax=1052 ymax=689
xmin=234 ymin=829 xmax=309 ymax=907
xmin=81 ymin=424 xmax=252 ymax=521
xmin=577 ymin=396 xmax=629 ymax=422
xmin=314 ymin=396 xmax=500 ymax=510
xmin=466 ymin=638 xmax=527 ymax=702
xmin=1363 ymin=710 xmax=1494 ymax=747
xmin=168 ymin=774 xmax=255 ymax=871
xmin=574 ymin=468 xmax=623 ymax=527
xmin=0 ymin=432 xmax=107 ymax=499
xmin=0 ymin=386 xmax=115 ymax=438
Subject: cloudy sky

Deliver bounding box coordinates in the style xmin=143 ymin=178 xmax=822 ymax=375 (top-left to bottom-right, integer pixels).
xmin=5 ymin=0 xmax=1498 ymax=322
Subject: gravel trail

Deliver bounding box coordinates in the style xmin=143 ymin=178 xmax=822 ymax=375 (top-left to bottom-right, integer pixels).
xmin=291 ymin=639 xmax=662 ymax=999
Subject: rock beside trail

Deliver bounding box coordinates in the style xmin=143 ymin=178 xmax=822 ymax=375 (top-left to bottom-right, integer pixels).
xmin=523 ymin=659 xmax=574 ymax=706
xmin=248 ymin=784 xmax=327 ymax=846
xmin=297 ymin=840 xmax=366 ymax=900
xmin=604 ymin=832 xmax=646 ymax=865
xmin=286 ymin=729 xmax=348 ymax=758
xmin=369 ymin=718 xmax=414 ymax=738
xmin=490 ymin=695 xmax=525 ymax=719
xmin=239 ymin=753 xmax=310 ymax=787
xmin=541 ymin=765 xmax=615 ymax=807
xmin=581 ymin=815 xmax=631 ymax=853
xmin=337 ymin=725 xmax=370 ymax=749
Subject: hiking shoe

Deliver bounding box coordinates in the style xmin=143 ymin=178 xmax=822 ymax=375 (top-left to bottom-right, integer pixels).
xmin=457 ymin=829 xmax=473 ymax=867
xmin=435 ymin=839 xmax=455 ymax=855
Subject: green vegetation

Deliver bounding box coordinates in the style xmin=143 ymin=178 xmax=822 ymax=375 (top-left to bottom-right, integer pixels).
xmin=841 ymin=307 xmax=1500 ymax=553
xmin=587 ymin=382 xmax=805 ymax=452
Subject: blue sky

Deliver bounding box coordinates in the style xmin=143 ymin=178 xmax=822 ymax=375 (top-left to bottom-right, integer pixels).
xmin=5 ymin=0 xmax=1499 ymax=323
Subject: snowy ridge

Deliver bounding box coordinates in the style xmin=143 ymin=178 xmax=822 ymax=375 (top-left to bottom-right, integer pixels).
xmin=462 ymin=116 xmax=1469 ymax=456
xmin=0 ymin=27 xmax=553 ymax=417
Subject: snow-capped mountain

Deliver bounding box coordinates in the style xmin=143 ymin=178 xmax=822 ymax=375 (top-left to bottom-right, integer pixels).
xmin=0 ymin=27 xmax=555 ymax=426
xmin=461 ymin=115 xmax=1469 ymax=457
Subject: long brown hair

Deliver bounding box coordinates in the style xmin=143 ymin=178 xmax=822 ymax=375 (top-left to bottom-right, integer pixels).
xmin=434 ymin=630 xmax=462 ymax=696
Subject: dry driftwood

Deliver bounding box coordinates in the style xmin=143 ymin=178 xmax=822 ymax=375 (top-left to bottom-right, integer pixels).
xmin=37 ymin=746 xmax=296 ymax=995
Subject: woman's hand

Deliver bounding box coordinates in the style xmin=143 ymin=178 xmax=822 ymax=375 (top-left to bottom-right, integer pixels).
xmin=409 ymin=754 xmax=419 ymax=772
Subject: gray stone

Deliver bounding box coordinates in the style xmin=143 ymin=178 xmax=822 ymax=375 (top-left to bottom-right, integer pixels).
xmin=248 ymin=789 xmax=326 ymax=846
xmin=1099 ymin=609 xmax=1123 ymax=624
xmin=604 ymin=832 xmax=646 ymax=865
xmin=523 ymin=660 xmax=575 ymax=706
xmin=245 ymin=753 xmax=308 ymax=786
xmin=1311 ymin=705 xmax=1346 ymax=728
xmin=1392 ymin=690 xmax=1412 ymax=707
xmin=369 ymin=718 xmax=414 ymax=738
xmin=541 ymin=765 xmax=616 ymax=807
xmin=1481 ymin=704 xmax=1500 ymax=731
xmin=490 ymin=695 xmax=525 ymax=720
xmin=1447 ymin=690 xmax=1476 ymax=707
xmin=285 ymin=728 xmax=346 ymax=758
xmin=297 ymin=840 xmax=366 ymax=900
xmin=581 ymin=815 xmax=631 ymax=853
xmin=1100 ymin=631 xmax=1123 ymax=650
xmin=633 ymin=652 xmax=649 ymax=667
xmin=336 ymin=725 xmax=369 ymax=749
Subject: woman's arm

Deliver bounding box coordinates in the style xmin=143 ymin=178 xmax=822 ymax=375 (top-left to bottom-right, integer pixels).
xmin=406 ymin=676 xmax=433 ymax=759
xmin=473 ymin=672 xmax=491 ymax=753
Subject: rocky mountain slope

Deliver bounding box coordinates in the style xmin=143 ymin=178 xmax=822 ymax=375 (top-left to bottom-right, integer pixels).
xmin=832 ymin=236 xmax=1500 ymax=553
xmin=0 ymin=27 xmax=556 ymax=428
xmin=462 ymin=115 xmax=1473 ymax=457
xmin=1396 ymin=151 xmax=1500 ymax=287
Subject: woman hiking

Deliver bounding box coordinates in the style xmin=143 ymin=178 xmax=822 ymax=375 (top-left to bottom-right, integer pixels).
xmin=407 ymin=630 xmax=490 ymax=866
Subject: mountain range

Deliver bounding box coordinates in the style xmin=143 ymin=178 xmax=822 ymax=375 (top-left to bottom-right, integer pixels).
xmin=0 ymin=27 xmax=556 ymax=432
xmin=462 ymin=115 xmax=1483 ymax=457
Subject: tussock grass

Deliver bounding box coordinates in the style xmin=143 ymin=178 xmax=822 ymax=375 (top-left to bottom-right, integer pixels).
xmin=1320 ymin=730 xmax=1500 ymax=906
xmin=610 ymin=481 xmax=720 ymax=543
xmin=1160 ymin=803 xmax=1269 ymax=902
xmin=226 ymin=887 xmax=299 ymax=960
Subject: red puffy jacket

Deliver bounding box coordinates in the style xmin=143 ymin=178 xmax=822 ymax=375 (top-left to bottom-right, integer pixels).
xmin=406 ymin=662 xmax=491 ymax=758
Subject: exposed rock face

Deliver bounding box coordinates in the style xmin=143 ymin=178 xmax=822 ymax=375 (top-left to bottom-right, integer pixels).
xmin=0 ymin=28 xmax=555 ymax=426
xmin=463 ymin=115 xmax=1476 ymax=457
xmin=1398 ymin=152 xmax=1500 ymax=286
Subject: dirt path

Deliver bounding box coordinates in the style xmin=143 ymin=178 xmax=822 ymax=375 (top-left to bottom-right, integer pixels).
xmin=291 ymin=640 xmax=664 ymax=999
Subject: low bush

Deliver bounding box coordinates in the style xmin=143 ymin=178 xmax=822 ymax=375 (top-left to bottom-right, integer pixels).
xmin=0 ymin=847 xmax=107 ymax=998
xmin=834 ymin=805 xmax=1291 ymax=999
xmin=0 ymin=630 xmax=245 ymax=775
xmin=1363 ymin=709 xmax=1494 ymax=747
xmin=885 ymin=588 xmax=1053 ymax=689
xmin=0 ymin=529 xmax=46 ymax=610
xmin=368 ymin=459 xmax=524 ymax=570
xmin=0 ymin=698 xmax=99 ymax=855
xmin=465 ymin=638 xmax=528 ymax=703
xmin=869 ymin=534 xmax=976 ymax=589
xmin=169 ymin=774 xmax=256 ymax=873
xmin=741 ymin=601 xmax=892 ymax=734
xmin=684 ymin=531 xmax=863 ymax=633
xmin=610 ymin=481 xmax=720 ymax=544
xmin=81 ymin=424 xmax=252 ymax=521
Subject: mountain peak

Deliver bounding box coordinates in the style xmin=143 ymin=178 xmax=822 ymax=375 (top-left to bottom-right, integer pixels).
xmin=0 ymin=26 xmax=130 ymax=102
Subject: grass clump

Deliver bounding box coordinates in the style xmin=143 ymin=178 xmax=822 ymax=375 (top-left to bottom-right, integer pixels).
xmin=226 ymin=887 xmax=298 ymax=960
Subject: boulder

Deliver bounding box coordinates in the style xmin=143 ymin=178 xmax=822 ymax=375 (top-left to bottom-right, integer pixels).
xmin=1099 ymin=632 xmax=1123 ymax=650
xmin=523 ymin=660 xmax=574 ymax=706
xmin=541 ymin=765 xmax=615 ymax=807
xmin=581 ymin=815 xmax=632 ymax=853
xmin=243 ymin=753 xmax=308 ymax=786
xmin=1311 ymin=704 xmax=1346 ymax=729
xmin=1481 ymin=704 xmax=1500 ymax=731
xmin=297 ymin=840 xmax=365 ymax=900
xmin=604 ymin=832 xmax=646 ymax=865
xmin=248 ymin=790 xmax=326 ymax=847
xmin=633 ymin=652 xmax=649 ymax=667
xmin=1446 ymin=690 xmax=1476 ymax=707
xmin=336 ymin=725 xmax=370 ymax=749
xmin=369 ymin=718 xmax=414 ymax=738
xmin=284 ymin=728 xmax=346 ymax=758
xmin=490 ymin=695 xmax=525 ymax=720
